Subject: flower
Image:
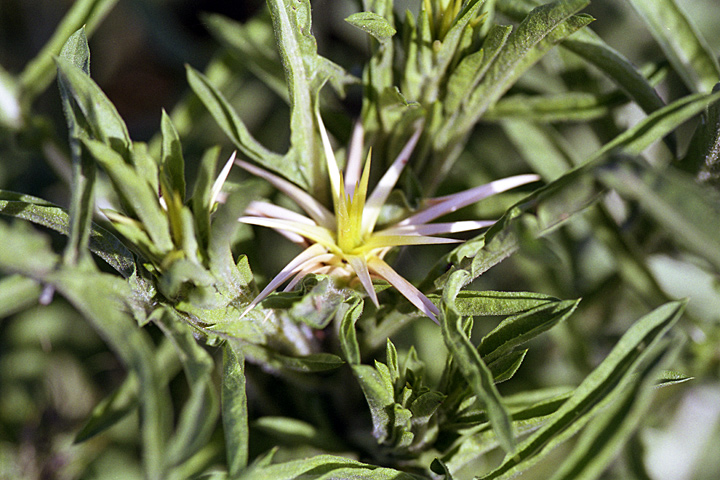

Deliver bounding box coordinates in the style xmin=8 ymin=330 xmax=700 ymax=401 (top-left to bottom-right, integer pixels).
xmin=236 ymin=113 xmax=539 ymax=323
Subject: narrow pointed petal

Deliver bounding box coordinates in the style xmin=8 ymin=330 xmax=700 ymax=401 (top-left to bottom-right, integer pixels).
xmin=378 ymin=220 xmax=496 ymax=236
xmin=239 ymin=216 xmax=336 ymax=247
xmin=344 ymin=121 xmax=365 ymax=196
xmin=346 ymin=255 xmax=379 ymax=307
xmin=236 ymin=159 xmax=335 ymax=229
xmin=364 ymin=234 xmax=462 ymax=250
xmin=362 ymin=124 xmax=423 ymax=234
xmin=246 ymin=200 xmax=316 ymax=226
xmin=367 ymin=256 xmax=439 ymax=324
xmin=210 ymin=152 xmax=237 ymax=206
xmin=399 ymin=174 xmax=540 ymax=226
xmin=240 ymin=243 xmax=328 ymax=317
xmin=284 ymin=254 xmax=337 ymax=291
xmin=315 ymin=110 xmax=342 ymax=201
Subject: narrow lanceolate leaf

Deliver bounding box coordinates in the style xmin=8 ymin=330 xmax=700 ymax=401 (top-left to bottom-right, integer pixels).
xmin=478 ymin=299 xmax=580 ymax=363
xmin=425 ymin=89 xmax=720 ymax=290
xmin=75 ymin=340 xmax=181 ymax=443
xmin=479 ymin=301 xmax=685 ymax=479
xmin=185 ymin=67 xmax=294 ymax=182
xmin=238 ymin=454 xmax=418 ymax=480
xmin=58 ymin=28 xmax=96 ymax=269
xmin=54 ymin=56 xmax=131 ymax=151
xmin=203 ymin=13 xmax=289 ymax=102
xmin=442 ymin=270 xmax=516 ymax=454
xmin=599 ymin=159 xmax=720 ymax=272
xmin=0 ymin=191 xmax=135 ymax=277
xmin=156 ymin=311 xmax=219 ymax=470
xmin=345 ymin=12 xmax=397 ymax=43
xmin=496 ymin=0 xmax=667 ymax=117
xmin=266 ymin=0 xmax=354 ymax=194
xmin=19 ymin=0 xmax=118 ymax=103
xmin=627 ymin=0 xmax=720 ymax=93
xmin=160 ymin=110 xmax=186 ymax=202
xmin=440 ymin=0 xmax=592 ymax=145
xmin=486 ymin=91 xmax=625 ymax=123
xmin=548 ymin=337 xmax=682 ymax=480
xmin=0 ymin=222 xmax=172 ymax=480
xmin=450 ymin=290 xmax=559 ymax=316
xmin=83 ymin=139 xmax=174 ymax=254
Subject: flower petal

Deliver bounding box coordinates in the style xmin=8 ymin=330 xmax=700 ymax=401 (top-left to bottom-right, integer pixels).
xmin=210 ymin=152 xmax=237 ymax=206
xmin=239 ymin=216 xmax=336 ymax=247
xmin=316 ymin=110 xmax=343 ymax=201
xmin=240 ymin=243 xmax=328 ymax=317
xmin=363 ymin=233 xmax=462 ymax=250
xmin=236 ymin=159 xmax=336 ymax=229
xmin=346 ymin=255 xmax=379 ymax=307
xmin=362 ymin=123 xmax=423 ymax=234
xmin=367 ymin=256 xmax=439 ymax=324
xmin=378 ymin=220 xmax=496 ymax=236
xmin=344 ymin=121 xmax=365 ymax=196
xmin=399 ymin=174 xmax=540 ymax=226
xmin=284 ymin=254 xmax=338 ymax=291
xmin=246 ymin=200 xmax=316 ymax=226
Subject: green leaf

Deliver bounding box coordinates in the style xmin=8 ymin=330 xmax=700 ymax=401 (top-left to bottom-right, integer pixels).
xmin=548 ymin=336 xmax=682 ymax=480
xmin=54 ymin=56 xmax=131 ymax=151
xmin=207 ymin=181 xmax=264 ymax=296
xmin=191 ymin=146 xmax=220 ymax=252
xmin=450 ymin=290 xmax=559 ymax=316
xmin=19 ymin=0 xmax=118 ymax=103
xmin=439 ymin=0 xmax=592 ymax=146
xmin=0 ymin=275 xmax=41 ymax=318
xmin=254 ymin=416 xmax=339 ymax=451
xmin=203 ymin=13 xmax=289 ymax=102
xmin=222 ymin=343 xmax=249 ymax=475
xmin=487 ymin=349 xmax=527 ymax=383
xmin=82 ymin=138 xmax=173 ymax=254
xmin=268 ymin=0 xmax=325 ymax=197
xmin=479 ymin=301 xmax=685 ymax=479
xmin=497 ymin=0 xmax=667 ymax=117
xmin=478 ymin=299 xmax=580 ymax=364
xmin=156 ymin=311 xmax=218 ymax=469
xmin=185 ymin=66 xmax=295 ymax=183
xmin=352 ymin=362 xmax=396 ymax=443
xmin=238 ymin=453 xmax=419 ymax=480
xmin=682 ymin=83 xmax=720 ymax=178
xmin=0 ymin=191 xmax=135 ymax=277
xmin=75 ymin=339 xmax=181 ymax=443
xmin=0 ymin=222 xmax=172 ymax=479
xmin=426 ymin=89 xmax=720 ymax=290
xmin=486 ymin=91 xmax=624 ymax=122
xmin=339 ymin=298 xmax=363 ymax=365
xmin=598 ymin=158 xmax=720 ymax=272
xmin=442 ymin=270 xmax=516 ymax=454
xmin=160 ymin=110 xmax=186 ymax=202
xmin=502 ymin=119 xmax=576 ymax=181
xmin=656 ymin=370 xmax=694 ymax=388
xmin=346 ymin=12 xmax=397 ymax=43
xmin=243 ymin=344 xmax=345 ymax=373
xmin=58 ymin=28 xmax=96 ymax=270
xmin=627 ymin=0 xmax=720 ymax=93
xmin=562 ymin=29 xmax=667 ymax=117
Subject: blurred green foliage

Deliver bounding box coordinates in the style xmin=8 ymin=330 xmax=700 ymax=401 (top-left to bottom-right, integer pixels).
xmin=1 ymin=1 xmax=720 ymax=479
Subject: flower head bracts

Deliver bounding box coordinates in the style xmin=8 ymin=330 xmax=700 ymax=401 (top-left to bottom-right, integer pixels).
xmin=236 ymin=113 xmax=539 ymax=323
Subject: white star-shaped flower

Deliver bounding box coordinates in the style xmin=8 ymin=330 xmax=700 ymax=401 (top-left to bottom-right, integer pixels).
xmin=234 ymin=113 xmax=539 ymax=323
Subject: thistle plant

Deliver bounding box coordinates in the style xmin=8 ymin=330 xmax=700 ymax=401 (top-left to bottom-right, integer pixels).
xmin=2 ymin=1 xmax=720 ymax=480
xmin=237 ymin=112 xmax=539 ymax=321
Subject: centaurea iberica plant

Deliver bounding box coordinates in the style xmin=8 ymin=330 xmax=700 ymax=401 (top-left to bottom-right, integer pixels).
xmin=237 ymin=113 xmax=539 ymax=323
